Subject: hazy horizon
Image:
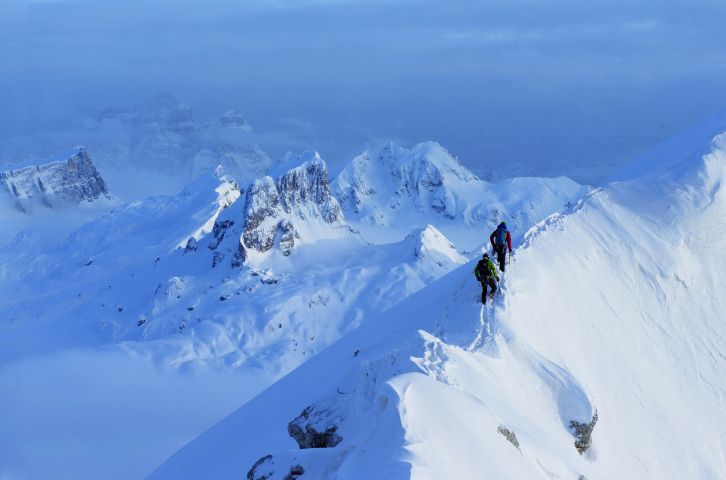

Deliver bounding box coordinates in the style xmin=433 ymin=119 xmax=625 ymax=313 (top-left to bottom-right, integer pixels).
xmin=3 ymin=0 xmax=726 ymax=184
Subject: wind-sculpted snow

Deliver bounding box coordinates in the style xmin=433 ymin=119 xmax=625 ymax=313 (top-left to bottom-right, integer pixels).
xmin=150 ymin=129 xmax=726 ymax=479
xmin=0 ymin=147 xmax=109 ymax=211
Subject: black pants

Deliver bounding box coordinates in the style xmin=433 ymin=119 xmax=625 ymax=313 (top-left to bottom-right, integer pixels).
xmin=494 ymin=244 xmax=507 ymax=272
xmin=479 ymin=277 xmax=497 ymax=304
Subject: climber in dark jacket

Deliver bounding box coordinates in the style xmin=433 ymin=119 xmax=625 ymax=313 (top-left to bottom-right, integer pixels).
xmin=474 ymin=253 xmax=499 ymax=304
xmin=489 ymin=222 xmax=512 ymax=272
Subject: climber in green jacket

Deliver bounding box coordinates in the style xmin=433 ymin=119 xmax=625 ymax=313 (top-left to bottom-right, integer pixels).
xmin=474 ymin=253 xmax=499 ymax=304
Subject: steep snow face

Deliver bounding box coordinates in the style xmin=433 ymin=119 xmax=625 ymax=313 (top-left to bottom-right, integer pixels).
xmin=150 ymin=130 xmax=726 ymax=479
xmin=0 ymin=147 xmax=109 ymax=212
xmin=333 ymin=141 xmax=588 ymax=248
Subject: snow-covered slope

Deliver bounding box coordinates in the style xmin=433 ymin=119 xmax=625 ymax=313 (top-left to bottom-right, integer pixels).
xmin=149 ymin=129 xmax=726 ymax=479
xmin=333 ymin=141 xmax=587 ymax=249
xmin=0 ymin=147 xmax=109 ymax=212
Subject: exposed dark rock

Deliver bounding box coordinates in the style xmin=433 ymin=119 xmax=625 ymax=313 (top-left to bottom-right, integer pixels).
xmin=208 ymin=219 xmax=235 ymax=251
xmin=242 ymin=177 xmax=281 ymax=253
xmin=198 ymin=154 xmax=346 ymax=268
xmin=288 ymin=405 xmax=343 ymax=449
xmin=278 ymin=221 xmax=299 ymax=256
xmin=231 ymin=242 xmax=247 ymax=267
xmin=211 ymin=251 xmax=225 ymax=268
xmin=570 ymin=411 xmax=598 ymax=454
xmin=260 ymin=275 xmax=279 ymax=285
xmin=497 ymin=425 xmax=520 ymax=450
xmin=184 ymin=237 xmax=198 ymax=253
xmin=283 ymin=465 xmax=305 ymax=480
xmin=241 ymin=156 xmax=343 ymax=257
xmin=246 ymin=454 xmax=273 ymax=480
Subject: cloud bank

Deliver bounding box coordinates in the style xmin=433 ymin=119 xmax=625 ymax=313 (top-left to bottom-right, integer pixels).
xmin=2 ymin=0 xmax=726 ymax=181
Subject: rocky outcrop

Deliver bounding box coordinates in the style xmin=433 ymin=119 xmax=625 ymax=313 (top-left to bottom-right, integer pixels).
xmin=1 ymin=148 xmax=109 ymax=211
xmin=200 ymin=153 xmax=348 ymax=266
xmin=287 ymin=404 xmax=343 ymax=449
xmin=242 ymin=155 xmax=343 ymax=256
xmin=242 ymin=177 xmax=283 ymax=253
xmin=246 ymin=455 xmax=305 ymax=480
xmin=247 ymin=455 xmax=274 ymax=480
xmin=497 ymin=425 xmax=520 ymax=451
xmin=570 ymin=411 xmax=598 ymax=454
xmin=277 ymin=156 xmax=343 ymax=223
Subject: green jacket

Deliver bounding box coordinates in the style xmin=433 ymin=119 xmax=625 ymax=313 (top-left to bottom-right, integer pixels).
xmin=474 ymin=257 xmax=499 ymax=281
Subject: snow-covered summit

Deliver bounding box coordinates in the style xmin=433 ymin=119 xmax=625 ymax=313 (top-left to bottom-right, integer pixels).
xmin=406 ymin=224 xmax=466 ymax=268
xmin=333 ymin=141 xmax=588 ymax=248
xmin=334 ymin=141 xmax=475 ymax=219
xmin=0 ymin=147 xmax=109 ymax=212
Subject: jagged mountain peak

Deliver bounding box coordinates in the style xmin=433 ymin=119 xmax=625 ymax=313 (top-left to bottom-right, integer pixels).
xmin=198 ymin=153 xmax=348 ymax=267
xmin=1 ymin=147 xmax=110 ymax=212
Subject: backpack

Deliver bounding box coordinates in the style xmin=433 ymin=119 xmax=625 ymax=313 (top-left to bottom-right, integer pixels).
xmin=494 ymin=226 xmax=507 ymax=246
xmin=475 ymin=259 xmax=490 ymax=280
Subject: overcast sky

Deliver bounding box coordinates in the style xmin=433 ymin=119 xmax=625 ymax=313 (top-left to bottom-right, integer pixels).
xmin=2 ymin=0 xmax=726 ymax=182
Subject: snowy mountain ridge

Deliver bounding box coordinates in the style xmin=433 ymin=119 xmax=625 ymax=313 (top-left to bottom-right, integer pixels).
xmin=148 ymin=126 xmax=726 ymax=479
xmin=334 ymin=141 xmax=587 ymax=248
xmin=0 ymin=138 xmax=586 ymax=376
